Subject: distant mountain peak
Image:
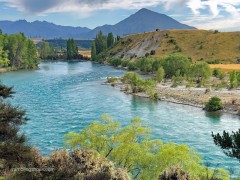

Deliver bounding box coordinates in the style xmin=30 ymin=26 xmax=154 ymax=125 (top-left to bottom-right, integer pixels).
xmin=0 ymin=9 xmax=196 ymax=38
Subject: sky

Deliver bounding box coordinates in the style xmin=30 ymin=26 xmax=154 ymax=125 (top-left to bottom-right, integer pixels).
xmin=0 ymin=0 xmax=240 ymax=31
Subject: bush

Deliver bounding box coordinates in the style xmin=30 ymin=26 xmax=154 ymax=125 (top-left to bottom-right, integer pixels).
xmin=107 ymin=77 xmax=117 ymax=83
xmin=205 ymin=96 xmax=224 ymax=112
xmin=7 ymin=149 xmax=130 ymax=180
xmin=109 ymin=58 xmax=122 ymax=67
xmin=127 ymin=61 xmax=137 ymax=71
xmin=159 ymin=166 xmax=190 ymax=180
xmin=121 ymin=60 xmax=129 ymax=67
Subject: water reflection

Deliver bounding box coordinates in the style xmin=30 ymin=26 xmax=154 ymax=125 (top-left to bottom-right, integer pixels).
xmin=205 ymin=111 xmax=223 ymax=122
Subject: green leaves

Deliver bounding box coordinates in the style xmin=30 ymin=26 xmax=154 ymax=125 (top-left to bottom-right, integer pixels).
xmin=64 ymin=115 xmax=229 ymax=179
xmin=205 ymin=96 xmax=224 ymax=112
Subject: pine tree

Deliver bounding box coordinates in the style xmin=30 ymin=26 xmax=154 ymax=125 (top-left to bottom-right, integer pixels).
xmin=0 ymin=83 xmax=32 ymax=175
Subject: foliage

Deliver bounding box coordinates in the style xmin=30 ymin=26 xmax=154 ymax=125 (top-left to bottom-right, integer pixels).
xmin=0 ymin=83 xmax=33 ymax=175
xmin=212 ymin=129 xmax=240 ymax=161
xmin=161 ymin=54 xmax=191 ymax=78
xmin=107 ymin=32 xmax=115 ymax=48
xmin=0 ymin=32 xmax=39 ymax=69
xmin=213 ymin=68 xmax=225 ymax=79
xmin=156 ymin=67 xmax=165 ymax=82
xmin=121 ymin=60 xmax=129 ymax=67
xmin=39 ymin=42 xmax=51 ymax=59
xmin=67 ymin=39 xmax=78 ymax=60
xmin=64 ymin=115 xmax=229 ymax=180
xmin=189 ymin=62 xmax=212 ymax=83
xmin=121 ymin=72 xmax=157 ymax=99
xmin=127 ymin=61 xmax=137 ymax=71
xmin=159 ymin=166 xmax=190 ymax=180
xmin=205 ymin=96 xmax=224 ymax=112
xmin=229 ymin=71 xmax=239 ymax=89
xmin=109 ymin=57 xmax=122 ymax=67
xmin=107 ymin=77 xmax=117 ymax=84
xmin=91 ymin=42 xmax=97 ymax=61
xmin=7 ymin=149 xmax=130 ymax=180
xmin=137 ymin=57 xmax=153 ymax=73
xmin=95 ymin=31 xmax=107 ymax=56
xmin=0 ymin=35 xmax=9 ymax=67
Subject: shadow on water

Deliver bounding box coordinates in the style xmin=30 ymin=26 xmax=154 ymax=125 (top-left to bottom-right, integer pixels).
xmin=131 ymin=95 xmax=158 ymax=112
xmin=205 ymin=111 xmax=223 ymax=123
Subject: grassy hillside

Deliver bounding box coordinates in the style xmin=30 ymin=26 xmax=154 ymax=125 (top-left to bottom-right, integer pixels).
xmin=109 ymin=30 xmax=240 ymax=63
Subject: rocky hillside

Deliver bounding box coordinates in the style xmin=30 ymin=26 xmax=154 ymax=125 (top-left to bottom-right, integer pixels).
xmin=109 ymin=30 xmax=240 ymax=63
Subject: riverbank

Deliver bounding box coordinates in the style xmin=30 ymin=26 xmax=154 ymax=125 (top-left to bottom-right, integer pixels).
xmin=104 ymin=78 xmax=240 ymax=115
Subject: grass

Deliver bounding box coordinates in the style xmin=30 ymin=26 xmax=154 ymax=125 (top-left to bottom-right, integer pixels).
xmin=79 ymin=50 xmax=91 ymax=58
xmin=109 ymin=30 xmax=240 ymax=63
xmin=210 ymin=64 xmax=240 ymax=72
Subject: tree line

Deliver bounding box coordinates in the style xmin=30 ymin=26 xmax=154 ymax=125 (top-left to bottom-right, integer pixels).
xmin=0 ymin=30 xmax=39 ymax=69
xmin=39 ymin=38 xmax=88 ymax=60
xmin=91 ymin=31 xmax=120 ymax=62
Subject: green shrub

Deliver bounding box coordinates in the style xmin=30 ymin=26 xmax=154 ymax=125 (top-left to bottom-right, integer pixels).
xmin=109 ymin=58 xmax=122 ymax=67
xmin=107 ymin=77 xmax=117 ymax=83
xmin=156 ymin=67 xmax=165 ymax=82
xmin=127 ymin=61 xmax=137 ymax=71
xmin=205 ymin=96 xmax=224 ymax=112
xmin=121 ymin=60 xmax=129 ymax=67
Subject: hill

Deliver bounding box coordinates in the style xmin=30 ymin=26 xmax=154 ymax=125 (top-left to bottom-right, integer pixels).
xmin=108 ymin=30 xmax=240 ymax=63
xmin=84 ymin=8 xmax=196 ymax=38
xmin=0 ymin=20 xmax=91 ymax=38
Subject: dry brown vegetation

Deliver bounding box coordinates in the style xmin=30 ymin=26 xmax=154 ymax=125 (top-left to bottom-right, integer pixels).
xmin=79 ymin=50 xmax=91 ymax=58
xmin=109 ymin=30 xmax=240 ymax=63
xmin=210 ymin=64 xmax=240 ymax=72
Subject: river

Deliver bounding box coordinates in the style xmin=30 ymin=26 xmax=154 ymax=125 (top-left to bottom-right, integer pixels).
xmin=0 ymin=61 xmax=239 ymax=174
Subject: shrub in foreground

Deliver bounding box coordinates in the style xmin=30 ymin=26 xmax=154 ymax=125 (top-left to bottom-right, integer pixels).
xmin=7 ymin=149 xmax=130 ymax=180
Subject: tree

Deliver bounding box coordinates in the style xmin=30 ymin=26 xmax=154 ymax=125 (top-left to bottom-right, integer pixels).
xmin=189 ymin=62 xmax=212 ymax=83
xmin=91 ymin=42 xmax=97 ymax=61
xmin=64 ymin=115 xmax=229 ymax=180
xmin=107 ymin=32 xmax=114 ymax=48
xmin=95 ymin=31 xmax=107 ymax=55
xmin=205 ymin=96 xmax=224 ymax=112
xmin=156 ymin=67 xmax=165 ymax=83
xmin=162 ymin=54 xmax=191 ymax=78
xmin=3 ymin=33 xmax=38 ymax=69
xmin=67 ymin=39 xmax=78 ymax=60
xmin=212 ymin=129 xmax=240 ymax=161
xmin=39 ymin=42 xmax=50 ymax=59
xmin=0 ymin=83 xmax=32 ymax=175
xmin=229 ymin=71 xmax=238 ymax=88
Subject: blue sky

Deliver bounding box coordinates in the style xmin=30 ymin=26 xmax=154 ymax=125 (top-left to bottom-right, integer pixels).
xmin=0 ymin=0 xmax=240 ymax=31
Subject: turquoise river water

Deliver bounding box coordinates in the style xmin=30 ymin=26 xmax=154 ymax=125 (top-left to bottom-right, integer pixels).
xmin=0 ymin=62 xmax=239 ymax=174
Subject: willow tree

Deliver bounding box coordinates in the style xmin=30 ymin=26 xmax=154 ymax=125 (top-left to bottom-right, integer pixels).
xmin=64 ymin=115 xmax=229 ymax=180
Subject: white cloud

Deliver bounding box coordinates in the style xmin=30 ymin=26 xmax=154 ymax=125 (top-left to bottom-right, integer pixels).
xmin=0 ymin=0 xmax=240 ymax=30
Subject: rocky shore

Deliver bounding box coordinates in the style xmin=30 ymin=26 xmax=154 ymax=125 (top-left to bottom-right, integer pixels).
xmin=103 ymin=79 xmax=240 ymax=115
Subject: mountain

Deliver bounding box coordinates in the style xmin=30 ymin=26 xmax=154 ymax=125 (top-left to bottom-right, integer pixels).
xmin=0 ymin=8 xmax=196 ymax=39
xmin=83 ymin=8 xmax=196 ymax=38
xmin=0 ymin=20 xmax=91 ymax=39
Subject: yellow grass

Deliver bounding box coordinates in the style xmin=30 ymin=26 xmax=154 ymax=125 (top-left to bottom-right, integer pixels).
xmin=210 ymin=64 xmax=240 ymax=72
xmin=79 ymin=50 xmax=91 ymax=58
xmin=110 ymin=30 xmax=240 ymax=63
